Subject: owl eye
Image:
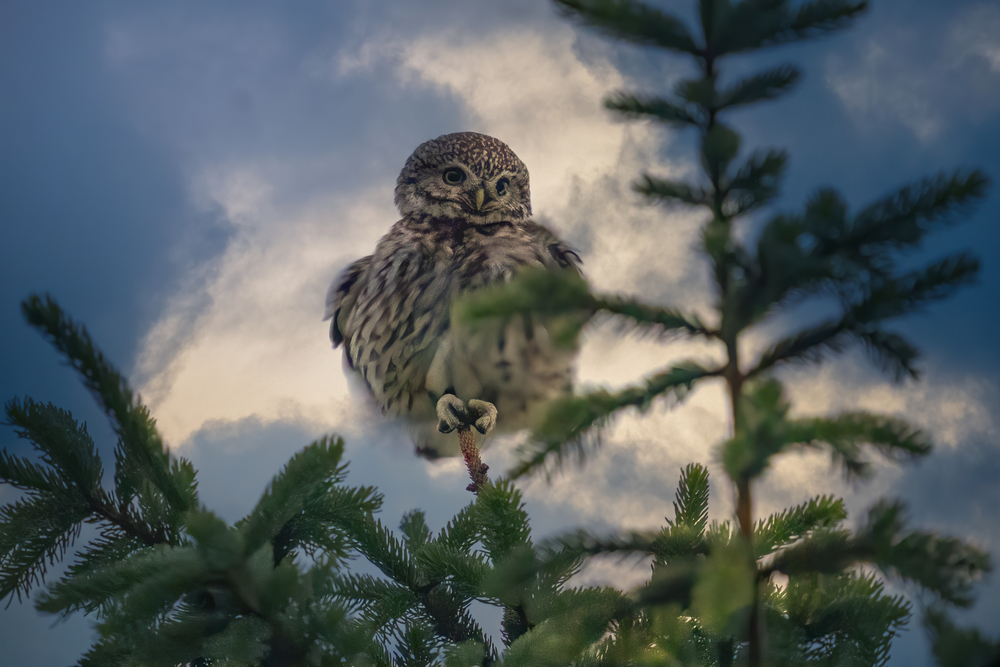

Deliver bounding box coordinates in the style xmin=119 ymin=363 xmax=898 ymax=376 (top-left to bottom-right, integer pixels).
xmin=496 ymin=177 xmax=510 ymax=196
xmin=442 ymin=168 xmax=466 ymax=185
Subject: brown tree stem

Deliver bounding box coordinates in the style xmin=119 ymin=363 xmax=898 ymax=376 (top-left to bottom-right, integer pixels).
xmin=458 ymin=427 xmax=489 ymax=494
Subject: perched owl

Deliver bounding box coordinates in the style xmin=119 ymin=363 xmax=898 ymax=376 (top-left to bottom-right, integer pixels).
xmin=325 ymin=132 xmax=580 ymax=457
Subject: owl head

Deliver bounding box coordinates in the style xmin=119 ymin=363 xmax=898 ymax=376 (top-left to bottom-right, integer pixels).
xmin=394 ymin=132 xmax=532 ymax=225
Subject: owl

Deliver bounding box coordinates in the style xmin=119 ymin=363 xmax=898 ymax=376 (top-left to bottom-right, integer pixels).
xmin=325 ymin=132 xmax=580 ymax=457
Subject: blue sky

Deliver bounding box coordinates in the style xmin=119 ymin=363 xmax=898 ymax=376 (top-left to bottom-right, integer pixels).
xmin=2 ymin=1 xmax=998 ymax=664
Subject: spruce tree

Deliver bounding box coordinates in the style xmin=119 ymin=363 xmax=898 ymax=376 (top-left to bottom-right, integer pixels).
xmin=2 ymin=1 xmax=1000 ymax=666
xmin=458 ymin=0 xmax=999 ymax=664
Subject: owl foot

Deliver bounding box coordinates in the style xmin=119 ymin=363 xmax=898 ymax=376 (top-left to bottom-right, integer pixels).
xmin=436 ymin=395 xmax=498 ymax=435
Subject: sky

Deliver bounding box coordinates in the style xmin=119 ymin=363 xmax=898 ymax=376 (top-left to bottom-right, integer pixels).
xmin=1 ymin=0 xmax=998 ymax=664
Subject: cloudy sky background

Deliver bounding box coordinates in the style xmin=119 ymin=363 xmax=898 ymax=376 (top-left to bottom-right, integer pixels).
xmin=2 ymin=1 xmax=998 ymax=664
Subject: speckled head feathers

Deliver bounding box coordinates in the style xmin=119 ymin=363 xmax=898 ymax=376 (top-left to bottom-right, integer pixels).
xmin=394 ymin=132 xmax=532 ymax=223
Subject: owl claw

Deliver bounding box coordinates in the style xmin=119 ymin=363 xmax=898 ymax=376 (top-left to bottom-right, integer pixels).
xmin=467 ymin=399 xmax=498 ymax=434
xmin=436 ymin=395 xmax=498 ymax=435
xmin=436 ymin=395 xmax=466 ymax=434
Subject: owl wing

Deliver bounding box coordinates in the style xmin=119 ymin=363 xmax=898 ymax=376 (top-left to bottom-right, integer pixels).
xmin=325 ymin=255 xmax=372 ymax=348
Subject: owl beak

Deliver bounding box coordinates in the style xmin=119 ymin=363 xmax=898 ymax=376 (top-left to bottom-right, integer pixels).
xmin=473 ymin=186 xmax=486 ymax=211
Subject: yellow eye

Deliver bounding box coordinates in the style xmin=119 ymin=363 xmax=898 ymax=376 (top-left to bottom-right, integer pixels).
xmin=443 ymin=168 xmax=465 ymax=185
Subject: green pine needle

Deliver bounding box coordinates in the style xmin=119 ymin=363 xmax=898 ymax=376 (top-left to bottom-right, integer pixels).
xmin=240 ymin=435 xmax=380 ymax=563
xmin=863 ymin=501 xmax=992 ymax=608
xmin=716 ymin=65 xmax=801 ymax=109
xmin=0 ymin=492 xmax=89 ymax=603
xmin=593 ymin=295 xmax=711 ymax=338
xmin=753 ymin=495 xmax=847 ymax=557
xmin=511 ymin=362 xmax=714 ymax=479
xmin=4 ymin=398 xmax=103 ymax=493
xmin=22 ymin=295 xmax=193 ymax=516
xmin=925 ymin=607 xmax=1000 ymax=667
xmin=554 ymin=0 xmax=699 ymax=54
xmin=605 ymin=92 xmax=702 ymax=126
xmin=671 ymin=463 xmax=711 ymax=533
xmin=711 ymin=0 xmax=869 ymax=55
xmin=633 ymin=174 xmax=707 ymax=206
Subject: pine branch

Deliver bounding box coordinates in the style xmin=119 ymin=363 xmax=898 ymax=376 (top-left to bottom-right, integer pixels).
xmin=764 ymin=501 xmax=991 ymax=610
xmin=510 ymin=362 xmax=717 ymax=479
xmin=592 ymin=295 xmax=712 ymax=338
xmin=925 ymin=607 xmax=1000 ymax=667
xmin=690 ymin=541 xmax=755 ymax=636
xmin=846 ymin=170 xmax=987 ymax=252
xmin=415 ymin=543 xmax=490 ymax=602
xmin=21 ymin=295 xmax=196 ymax=519
xmin=391 ymin=619 xmax=440 ymax=666
xmin=4 ymin=398 xmax=103 ymax=493
xmin=863 ymin=501 xmax=992 ymax=608
xmin=762 ymin=528 xmax=859 ymax=577
xmin=554 ymin=0 xmax=700 ymax=55
xmin=0 ymin=449 xmax=64 ymax=493
xmin=712 ymin=0 xmax=868 ymax=55
xmin=437 ymin=502 xmax=479 ymax=552
xmin=475 ymin=479 xmax=532 ymax=562
xmin=723 ymin=149 xmax=788 ymax=215
xmin=454 ymin=267 xmax=590 ymax=348
xmin=701 ymin=122 xmax=741 ymax=183
xmin=633 ymin=174 xmax=707 ymax=206
xmin=336 ymin=572 xmax=419 ymax=630
xmin=35 ymin=543 xmax=205 ymax=618
xmin=538 ymin=525 xmax=707 ymax=570
xmin=400 ymin=510 xmax=432 ymax=551
xmin=1 ymin=398 xmax=171 ymax=602
xmin=751 ymin=252 xmax=977 ymax=379
xmin=856 ymin=329 xmax=922 ymax=382
xmin=239 ymin=436 xmax=381 ymax=564
xmin=75 ymin=636 xmax=132 ymax=667
xmin=540 ymin=528 xmax=668 ymax=559
xmin=671 ymin=463 xmax=710 ymax=533
xmin=349 ymin=515 xmax=418 ymax=589
xmin=724 ymin=382 xmax=930 ymax=482
xmin=604 ymin=92 xmax=702 ymax=126
xmin=637 ymin=559 xmax=699 ymax=608
xmin=753 ymin=495 xmax=846 ymax=558
xmin=65 ymin=529 xmax=147 ymax=583
xmin=744 ymin=172 xmax=985 ymax=339
xmin=418 ymin=585 xmax=497 ymax=664
xmin=773 ymin=571 xmax=909 ymax=667
xmin=752 ymin=317 xmax=852 ymax=375
xmin=717 ymin=64 xmax=801 ymax=109
xmin=851 ymin=253 xmax=981 ymax=322
xmin=787 ymin=412 xmax=931 ymax=479
xmin=0 ymin=492 xmax=89 ymax=603
xmin=502 ymin=586 xmax=631 ymax=666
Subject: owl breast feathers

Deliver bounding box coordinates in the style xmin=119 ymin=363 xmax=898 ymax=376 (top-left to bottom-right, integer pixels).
xmin=325 ymin=131 xmax=580 ymax=457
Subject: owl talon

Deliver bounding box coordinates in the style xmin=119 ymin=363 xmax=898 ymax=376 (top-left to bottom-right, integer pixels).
xmin=467 ymin=399 xmax=498 ymax=435
xmin=436 ymin=394 xmax=468 ymax=434
xmin=435 ymin=395 xmax=498 ymax=435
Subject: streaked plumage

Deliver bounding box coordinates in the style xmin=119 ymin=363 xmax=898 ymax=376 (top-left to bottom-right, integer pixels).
xmin=325 ymin=132 xmax=580 ymax=456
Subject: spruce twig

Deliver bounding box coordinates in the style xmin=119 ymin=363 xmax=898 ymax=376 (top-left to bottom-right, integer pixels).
xmin=458 ymin=427 xmax=489 ymax=494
